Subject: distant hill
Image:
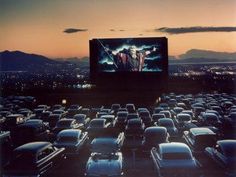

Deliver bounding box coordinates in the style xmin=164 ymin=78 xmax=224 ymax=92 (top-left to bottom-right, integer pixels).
xmin=55 ymin=57 xmax=89 ymax=68
xmin=170 ymin=49 xmax=236 ymax=64
xmin=0 ymin=50 xmax=58 ymax=71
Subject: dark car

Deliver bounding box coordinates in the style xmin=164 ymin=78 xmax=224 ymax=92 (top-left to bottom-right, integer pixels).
xmin=73 ymin=114 xmax=90 ymax=129
xmin=86 ymin=119 xmax=110 ymax=139
xmin=152 ymin=113 xmax=166 ymax=122
xmin=205 ymin=139 xmax=236 ymax=175
xmin=157 ymin=118 xmax=178 ymax=138
xmin=0 ymin=131 xmax=13 ymax=168
xmin=142 ymin=126 xmax=169 ymax=151
xmin=47 ymin=114 xmax=63 ymax=129
xmin=67 ymin=104 xmax=82 ymax=118
xmin=114 ymin=111 xmax=128 ymax=130
xmin=54 ymin=129 xmax=88 ymax=155
xmin=11 ymin=119 xmax=50 ymax=147
xmin=125 ymin=119 xmax=145 ymax=137
xmin=198 ymin=112 xmax=221 ymax=127
xmin=53 ymin=119 xmax=80 ymax=135
xmin=3 ymin=142 xmax=65 ymax=177
xmin=151 ymin=142 xmax=200 ymax=177
xmin=183 ymin=127 xmax=217 ymax=153
xmin=5 ymin=114 xmax=26 ymax=130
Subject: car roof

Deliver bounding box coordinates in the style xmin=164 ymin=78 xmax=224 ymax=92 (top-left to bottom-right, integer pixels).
xmin=218 ymin=140 xmax=236 ymax=156
xmin=58 ymin=129 xmax=81 ymax=137
xmin=160 ymin=142 xmax=191 ymax=154
xmin=14 ymin=142 xmax=52 ymax=154
xmin=190 ymin=127 xmax=215 ymax=136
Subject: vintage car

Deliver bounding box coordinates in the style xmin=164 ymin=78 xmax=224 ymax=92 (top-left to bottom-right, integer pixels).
xmin=90 ymin=132 xmax=125 ymax=153
xmin=47 ymin=114 xmax=63 ymax=129
xmin=127 ymin=113 xmax=139 ymax=121
xmin=114 ymin=111 xmax=128 ymax=130
xmin=54 ymin=129 xmax=88 ymax=155
xmin=171 ymin=107 xmax=184 ymax=118
xmin=205 ymin=139 xmax=236 ymax=175
xmin=142 ymin=126 xmax=169 ymax=151
xmin=3 ymin=142 xmax=65 ymax=177
xmin=152 ymin=113 xmax=166 ymax=122
xmin=85 ymin=152 xmax=123 ymax=177
xmin=153 ymin=107 xmax=164 ymax=114
xmin=0 ymin=131 xmax=13 ymax=167
xmin=157 ymin=118 xmax=178 ymax=137
xmin=174 ymin=113 xmax=192 ymax=130
xmin=100 ymin=115 xmax=116 ymax=127
xmin=67 ymin=104 xmax=82 ymax=117
xmin=111 ymin=103 xmax=121 ymax=114
xmin=126 ymin=103 xmax=136 ymax=113
xmin=183 ymin=127 xmax=217 ymax=153
xmin=159 ymin=110 xmax=171 ymax=118
xmin=11 ymin=119 xmax=50 ymax=147
xmin=151 ymin=142 xmax=200 ymax=177
xmin=85 ymin=133 xmax=124 ymax=177
xmin=86 ymin=119 xmax=111 ymax=139
xmin=198 ymin=112 xmax=221 ymax=127
xmin=51 ymin=104 xmax=65 ymax=111
xmin=125 ymin=119 xmax=145 ymax=137
xmin=52 ymin=109 xmax=67 ymax=118
xmin=53 ymin=119 xmax=80 ymax=135
xmin=5 ymin=114 xmax=26 ymax=130
xmin=73 ymin=114 xmax=90 ymax=129
xmin=139 ymin=110 xmax=153 ymax=127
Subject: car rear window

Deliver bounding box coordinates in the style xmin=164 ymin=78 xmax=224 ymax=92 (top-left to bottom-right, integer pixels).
xmin=162 ymin=152 xmax=191 ymax=160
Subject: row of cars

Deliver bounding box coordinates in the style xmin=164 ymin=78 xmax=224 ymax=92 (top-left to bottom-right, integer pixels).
xmin=0 ymin=93 xmax=236 ymax=177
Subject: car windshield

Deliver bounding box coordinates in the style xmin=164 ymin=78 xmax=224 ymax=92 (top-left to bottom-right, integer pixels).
xmin=162 ymin=152 xmax=191 ymax=160
xmin=92 ymin=153 xmax=118 ymax=160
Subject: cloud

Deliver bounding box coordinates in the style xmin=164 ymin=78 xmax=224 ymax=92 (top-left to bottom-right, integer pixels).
xmin=109 ymin=29 xmax=125 ymax=32
xmin=156 ymin=26 xmax=236 ymax=34
xmin=63 ymin=28 xmax=88 ymax=34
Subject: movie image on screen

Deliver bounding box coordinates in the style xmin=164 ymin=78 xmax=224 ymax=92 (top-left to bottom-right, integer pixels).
xmin=95 ymin=38 xmax=166 ymax=72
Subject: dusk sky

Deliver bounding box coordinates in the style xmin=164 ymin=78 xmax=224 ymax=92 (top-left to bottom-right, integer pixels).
xmin=1 ymin=0 xmax=236 ymax=58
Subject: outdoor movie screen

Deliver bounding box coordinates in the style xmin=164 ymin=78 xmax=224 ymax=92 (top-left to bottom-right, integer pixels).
xmin=93 ymin=37 xmax=167 ymax=72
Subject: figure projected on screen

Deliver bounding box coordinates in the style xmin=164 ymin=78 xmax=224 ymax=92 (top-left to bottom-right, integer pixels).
xmin=104 ymin=45 xmax=157 ymax=71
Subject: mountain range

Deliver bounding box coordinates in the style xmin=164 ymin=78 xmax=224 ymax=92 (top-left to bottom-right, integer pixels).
xmin=0 ymin=49 xmax=235 ymax=71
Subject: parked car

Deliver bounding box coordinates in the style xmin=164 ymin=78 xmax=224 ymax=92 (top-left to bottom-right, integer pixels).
xmin=73 ymin=114 xmax=90 ymax=129
xmin=142 ymin=126 xmax=169 ymax=151
xmin=85 ymin=133 xmax=124 ymax=177
xmin=5 ymin=114 xmax=26 ymax=130
xmin=86 ymin=119 xmax=110 ymax=139
xmin=11 ymin=119 xmax=50 ymax=147
xmin=175 ymin=113 xmax=192 ymax=130
xmin=205 ymin=139 xmax=236 ymax=175
xmin=3 ymin=142 xmax=65 ymax=177
xmin=126 ymin=103 xmax=136 ymax=113
xmin=114 ymin=111 xmax=128 ymax=130
xmin=90 ymin=132 xmax=125 ymax=153
xmin=47 ymin=114 xmax=63 ymax=129
xmin=125 ymin=119 xmax=145 ymax=137
xmin=53 ymin=119 xmax=80 ymax=135
xmin=0 ymin=131 xmax=13 ymax=167
xmin=157 ymin=118 xmax=178 ymax=137
xmin=151 ymin=142 xmax=200 ymax=177
xmin=67 ymin=104 xmax=82 ymax=117
xmin=54 ymin=129 xmax=88 ymax=155
xmin=198 ymin=112 xmax=221 ymax=127
xmin=183 ymin=127 xmax=217 ymax=153
xmin=85 ymin=152 xmax=123 ymax=177
xmin=152 ymin=113 xmax=166 ymax=122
